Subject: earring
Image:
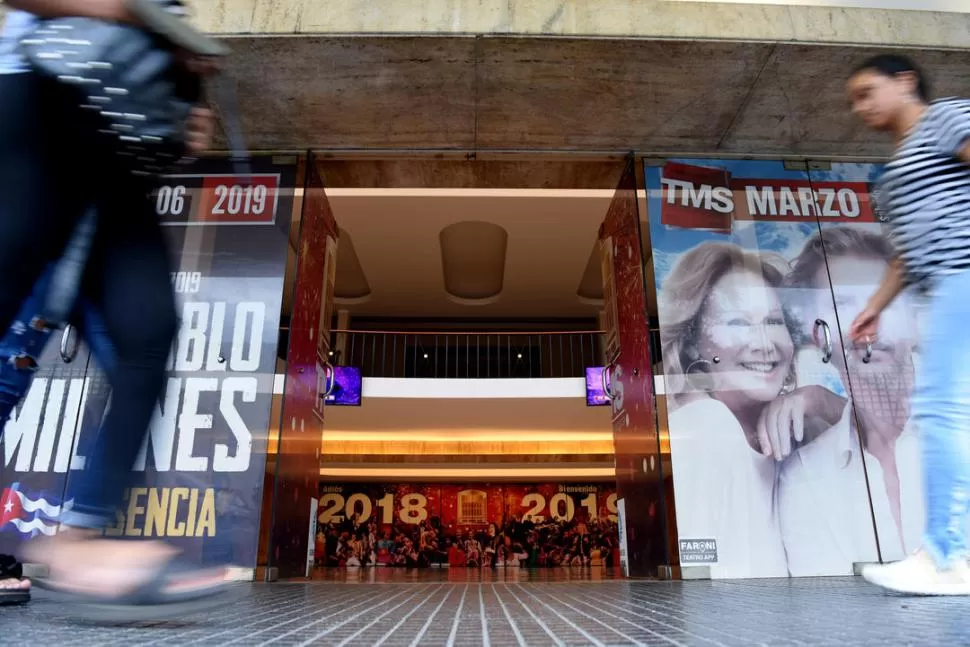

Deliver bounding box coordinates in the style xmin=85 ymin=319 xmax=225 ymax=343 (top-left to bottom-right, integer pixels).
xmin=685 ymin=356 xmax=718 ymax=393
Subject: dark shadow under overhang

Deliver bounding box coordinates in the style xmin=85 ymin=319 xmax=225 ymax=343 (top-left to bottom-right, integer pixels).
xmin=216 ymin=35 xmax=970 ymax=158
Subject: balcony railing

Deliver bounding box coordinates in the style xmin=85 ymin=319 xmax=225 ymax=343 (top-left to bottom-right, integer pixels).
xmin=328 ymin=330 xmax=606 ymax=379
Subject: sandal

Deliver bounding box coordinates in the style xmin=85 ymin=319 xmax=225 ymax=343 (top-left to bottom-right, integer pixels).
xmin=0 ymin=554 xmax=30 ymax=605
xmin=33 ymin=556 xmax=236 ymax=623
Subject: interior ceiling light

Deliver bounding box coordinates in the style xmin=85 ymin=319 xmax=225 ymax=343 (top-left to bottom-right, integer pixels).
xmin=439 ymin=221 xmax=508 ymax=304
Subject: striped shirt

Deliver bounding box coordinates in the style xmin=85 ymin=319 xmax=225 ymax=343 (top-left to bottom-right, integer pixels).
xmin=880 ymin=98 xmax=970 ymax=289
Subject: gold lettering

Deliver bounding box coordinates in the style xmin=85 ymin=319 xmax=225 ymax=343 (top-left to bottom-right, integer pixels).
xmin=102 ymin=487 xmax=222 ymax=538
xmin=166 ymin=488 xmax=189 ymax=537
xmin=196 ymin=489 xmax=216 ymax=537
xmin=125 ymin=487 xmax=147 ymax=537
xmin=186 ymin=489 xmax=198 ymax=536
xmin=145 ymin=488 xmax=170 ymax=538
xmin=104 ymin=489 xmax=129 ymax=537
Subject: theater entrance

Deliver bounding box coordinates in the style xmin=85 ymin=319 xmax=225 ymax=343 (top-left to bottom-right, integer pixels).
xmin=265 ymin=154 xmax=673 ymax=580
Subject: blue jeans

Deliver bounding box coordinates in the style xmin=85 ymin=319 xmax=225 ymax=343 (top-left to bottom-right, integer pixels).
xmin=0 ymin=211 xmax=118 ymax=530
xmin=0 ymin=209 xmax=104 ymax=424
xmin=0 ymin=277 xmax=113 ymax=426
xmin=0 ymin=73 xmax=178 ymax=533
xmin=0 ymin=300 xmax=116 ymax=532
xmin=915 ymin=269 xmax=970 ymax=567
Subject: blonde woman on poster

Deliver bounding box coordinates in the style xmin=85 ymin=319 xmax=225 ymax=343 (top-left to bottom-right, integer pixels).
xmin=779 ymin=227 xmax=921 ymax=575
xmin=660 ymin=242 xmax=844 ymax=578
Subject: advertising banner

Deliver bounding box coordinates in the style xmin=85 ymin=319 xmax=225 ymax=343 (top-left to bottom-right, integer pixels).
xmin=647 ymin=159 xmax=923 ymax=579
xmin=616 ymin=497 xmax=629 ymax=577
xmin=0 ymin=157 xmax=296 ymax=568
xmin=313 ymin=483 xmax=620 ymax=569
xmin=306 ymin=497 xmax=318 ymax=577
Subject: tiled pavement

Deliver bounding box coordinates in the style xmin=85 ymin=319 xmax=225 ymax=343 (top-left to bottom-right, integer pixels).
xmin=2 ymin=576 xmax=969 ymax=646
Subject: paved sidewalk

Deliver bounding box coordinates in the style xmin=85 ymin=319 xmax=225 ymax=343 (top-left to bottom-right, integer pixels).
xmin=1 ymin=577 xmax=965 ymax=645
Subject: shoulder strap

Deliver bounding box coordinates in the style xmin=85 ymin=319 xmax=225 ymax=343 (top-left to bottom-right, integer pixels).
xmin=209 ymin=73 xmax=253 ymax=181
xmin=126 ymin=0 xmax=229 ymax=57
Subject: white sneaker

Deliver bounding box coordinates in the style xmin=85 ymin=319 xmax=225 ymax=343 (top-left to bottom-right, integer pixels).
xmin=862 ymin=549 xmax=970 ymax=596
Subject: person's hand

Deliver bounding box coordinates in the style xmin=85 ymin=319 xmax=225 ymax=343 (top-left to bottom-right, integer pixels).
xmin=179 ymin=53 xmax=221 ymax=77
xmin=849 ymin=304 xmax=881 ymax=345
xmin=756 ymin=385 xmax=846 ymax=461
xmin=757 ymin=387 xmax=808 ymax=461
xmin=90 ymin=0 xmax=138 ymax=24
xmin=185 ymin=106 xmax=215 ymax=154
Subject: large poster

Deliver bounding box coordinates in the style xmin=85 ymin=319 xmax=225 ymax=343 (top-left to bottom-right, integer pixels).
xmin=313 ymin=483 xmax=620 ymax=569
xmin=0 ymin=157 xmax=295 ymax=568
xmin=647 ymin=159 xmax=922 ymax=579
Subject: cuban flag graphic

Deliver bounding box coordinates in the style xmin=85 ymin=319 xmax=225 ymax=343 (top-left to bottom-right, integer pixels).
xmin=0 ymin=483 xmax=72 ymax=537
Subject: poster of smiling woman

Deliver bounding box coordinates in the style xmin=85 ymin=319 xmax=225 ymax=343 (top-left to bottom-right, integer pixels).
xmin=645 ymin=159 xmax=924 ymax=579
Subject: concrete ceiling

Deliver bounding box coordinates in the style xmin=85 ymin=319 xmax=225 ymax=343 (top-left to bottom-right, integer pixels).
xmin=220 ymin=36 xmax=970 ymax=156
xmin=306 ymin=159 xmax=659 ymax=320
xmin=280 ymin=160 xmax=661 ymax=321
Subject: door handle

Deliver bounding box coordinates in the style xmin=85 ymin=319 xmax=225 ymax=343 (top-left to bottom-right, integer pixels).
xmin=59 ymin=324 xmax=79 ymax=364
xmin=602 ymin=365 xmax=615 ymax=400
xmin=813 ymin=319 xmax=833 ymax=364
xmin=323 ymin=363 xmax=337 ymax=398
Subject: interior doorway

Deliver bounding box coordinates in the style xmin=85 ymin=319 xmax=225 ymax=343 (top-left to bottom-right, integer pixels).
xmin=264 ymin=154 xmax=672 ymax=580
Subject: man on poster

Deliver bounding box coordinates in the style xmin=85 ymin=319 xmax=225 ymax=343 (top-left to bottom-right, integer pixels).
xmin=778 ymin=226 xmax=921 ymax=575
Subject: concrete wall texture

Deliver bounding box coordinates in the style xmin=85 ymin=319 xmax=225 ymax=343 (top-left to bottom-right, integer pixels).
xmin=2 ymin=1 xmax=970 ymax=48
xmin=189 ymin=0 xmax=970 ymax=48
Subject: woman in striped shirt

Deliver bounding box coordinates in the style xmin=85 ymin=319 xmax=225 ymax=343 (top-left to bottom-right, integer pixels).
xmin=848 ymin=54 xmax=970 ymax=596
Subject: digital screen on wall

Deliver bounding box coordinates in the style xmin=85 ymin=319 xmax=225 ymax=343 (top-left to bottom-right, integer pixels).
xmin=585 ymin=367 xmax=610 ymax=407
xmin=325 ymin=366 xmax=363 ymax=406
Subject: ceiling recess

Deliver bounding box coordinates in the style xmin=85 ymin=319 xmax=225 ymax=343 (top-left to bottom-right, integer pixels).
xmin=439 ymin=221 xmax=508 ymax=305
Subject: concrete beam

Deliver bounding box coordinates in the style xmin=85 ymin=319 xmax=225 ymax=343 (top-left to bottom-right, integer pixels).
xmin=5 ymin=2 xmax=970 ymax=48
xmin=179 ymin=0 xmax=970 ymax=49
xmin=211 ymin=36 xmax=932 ymax=156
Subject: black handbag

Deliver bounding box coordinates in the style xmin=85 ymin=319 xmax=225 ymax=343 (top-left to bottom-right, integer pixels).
xmin=18 ymin=0 xmax=228 ymax=177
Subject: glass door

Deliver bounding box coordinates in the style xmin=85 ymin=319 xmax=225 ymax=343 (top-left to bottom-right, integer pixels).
xmin=601 ymin=157 xmax=669 ymax=577
xmin=804 ymin=162 xmax=916 ymax=567
xmin=267 ymin=153 xmax=340 ymax=579
xmin=644 ymin=158 xmax=882 ymax=579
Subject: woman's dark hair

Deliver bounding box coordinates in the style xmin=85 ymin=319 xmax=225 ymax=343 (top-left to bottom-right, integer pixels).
xmin=852 ymin=54 xmax=930 ymax=102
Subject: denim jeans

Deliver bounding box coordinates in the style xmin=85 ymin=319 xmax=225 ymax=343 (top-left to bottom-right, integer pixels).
xmin=914 ymin=269 xmax=970 ymax=567
xmin=0 ymin=283 xmax=112 ymax=426
xmin=0 ymin=210 xmax=105 ymax=426
xmin=0 ymin=210 xmax=116 ymax=529
xmin=0 ymin=72 xmax=178 ymax=532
